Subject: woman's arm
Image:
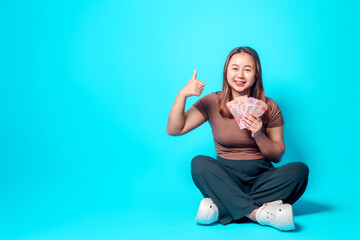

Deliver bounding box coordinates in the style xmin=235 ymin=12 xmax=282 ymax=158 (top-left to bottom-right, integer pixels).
xmin=243 ymin=114 xmax=285 ymax=163
xmin=166 ymin=70 xmax=207 ymax=136
xmin=254 ymin=126 xmax=285 ymax=163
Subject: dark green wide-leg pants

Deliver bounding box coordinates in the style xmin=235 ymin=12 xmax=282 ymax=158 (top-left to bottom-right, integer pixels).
xmin=191 ymin=155 xmax=309 ymax=225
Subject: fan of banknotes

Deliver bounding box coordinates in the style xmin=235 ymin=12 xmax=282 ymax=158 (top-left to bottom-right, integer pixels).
xmin=226 ymin=96 xmax=268 ymax=129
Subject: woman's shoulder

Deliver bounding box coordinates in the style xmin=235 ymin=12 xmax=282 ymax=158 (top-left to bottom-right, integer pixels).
xmin=265 ymin=97 xmax=280 ymax=109
xmin=193 ymin=91 xmax=221 ymax=118
xmin=264 ymin=96 xmax=284 ymax=127
xmin=205 ymin=91 xmax=221 ymax=97
xmin=193 ymin=92 xmax=221 ymax=113
xmin=199 ymin=91 xmax=221 ymax=102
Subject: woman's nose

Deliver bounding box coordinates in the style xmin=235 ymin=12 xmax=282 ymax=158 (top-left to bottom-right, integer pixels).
xmin=237 ymin=70 xmax=244 ymax=78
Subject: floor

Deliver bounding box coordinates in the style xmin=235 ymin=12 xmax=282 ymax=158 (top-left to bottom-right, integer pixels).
xmin=1 ymin=193 xmax=357 ymax=240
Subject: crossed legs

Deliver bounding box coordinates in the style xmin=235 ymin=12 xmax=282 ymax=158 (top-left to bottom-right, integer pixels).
xmin=191 ymin=155 xmax=309 ymax=225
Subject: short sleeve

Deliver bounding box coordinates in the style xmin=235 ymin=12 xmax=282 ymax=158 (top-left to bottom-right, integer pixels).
xmin=266 ymin=98 xmax=284 ymax=128
xmin=192 ymin=93 xmax=214 ymax=121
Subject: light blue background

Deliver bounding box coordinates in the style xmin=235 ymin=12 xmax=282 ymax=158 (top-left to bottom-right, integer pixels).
xmin=1 ymin=0 xmax=359 ymax=239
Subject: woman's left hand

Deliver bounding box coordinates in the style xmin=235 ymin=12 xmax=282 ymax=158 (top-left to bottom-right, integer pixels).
xmin=243 ymin=113 xmax=263 ymax=139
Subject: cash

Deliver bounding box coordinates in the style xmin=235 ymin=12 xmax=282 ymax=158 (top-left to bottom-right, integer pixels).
xmin=226 ymin=96 xmax=268 ymax=129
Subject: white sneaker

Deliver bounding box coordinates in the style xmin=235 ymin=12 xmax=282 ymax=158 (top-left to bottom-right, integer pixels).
xmin=195 ymin=198 xmax=219 ymax=225
xmin=255 ymin=200 xmax=295 ymax=231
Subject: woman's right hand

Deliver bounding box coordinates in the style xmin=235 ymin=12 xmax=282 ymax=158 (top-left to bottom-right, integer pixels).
xmin=179 ymin=70 xmax=205 ymax=97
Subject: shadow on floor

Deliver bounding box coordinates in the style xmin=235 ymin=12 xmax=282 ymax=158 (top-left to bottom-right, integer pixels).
xmin=292 ymin=199 xmax=333 ymax=216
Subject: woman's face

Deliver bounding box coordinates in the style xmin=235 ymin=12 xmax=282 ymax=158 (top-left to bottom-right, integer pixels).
xmin=226 ymin=52 xmax=256 ymax=98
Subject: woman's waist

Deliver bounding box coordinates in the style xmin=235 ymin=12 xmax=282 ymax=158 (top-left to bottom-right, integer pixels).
xmin=216 ymin=155 xmax=266 ymax=162
xmin=216 ymin=155 xmax=274 ymax=176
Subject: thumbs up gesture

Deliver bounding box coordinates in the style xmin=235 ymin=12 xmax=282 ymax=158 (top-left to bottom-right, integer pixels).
xmin=180 ymin=70 xmax=205 ymax=97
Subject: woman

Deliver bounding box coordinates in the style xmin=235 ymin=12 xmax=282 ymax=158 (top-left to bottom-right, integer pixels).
xmin=166 ymin=47 xmax=309 ymax=231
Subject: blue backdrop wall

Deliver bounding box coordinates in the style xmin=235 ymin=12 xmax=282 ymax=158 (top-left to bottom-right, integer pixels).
xmin=1 ymin=0 xmax=359 ymax=239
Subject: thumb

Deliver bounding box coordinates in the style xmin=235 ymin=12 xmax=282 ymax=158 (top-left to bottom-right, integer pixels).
xmin=191 ymin=69 xmax=197 ymax=80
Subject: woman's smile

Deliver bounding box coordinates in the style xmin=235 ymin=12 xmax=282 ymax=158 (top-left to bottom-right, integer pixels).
xmin=234 ymin=80 xmax=246 ymax=87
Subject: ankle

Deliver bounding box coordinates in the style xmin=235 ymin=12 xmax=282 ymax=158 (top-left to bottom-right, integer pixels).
xmin=247 ymin=208 xmax=258 ymax=221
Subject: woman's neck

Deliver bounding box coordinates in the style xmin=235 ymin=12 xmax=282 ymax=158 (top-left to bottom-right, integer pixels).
xmin=231 ymin=89 xmax=250 ymax=99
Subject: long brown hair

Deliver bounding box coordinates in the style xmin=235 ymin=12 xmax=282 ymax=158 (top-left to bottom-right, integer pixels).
xmin=219 ymin=47 xmax=270 ymax=120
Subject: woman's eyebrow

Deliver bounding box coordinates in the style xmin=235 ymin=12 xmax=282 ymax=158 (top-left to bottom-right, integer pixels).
xmin=231 ymin=64 xmax=253 ymax=68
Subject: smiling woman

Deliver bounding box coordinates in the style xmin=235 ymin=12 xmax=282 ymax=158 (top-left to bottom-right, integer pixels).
xmin=166 ymin=46 xmax=309 ymax=231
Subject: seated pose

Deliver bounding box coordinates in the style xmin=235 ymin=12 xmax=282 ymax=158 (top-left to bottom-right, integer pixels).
xmin=166 ymin=46 xmax=309 ymax=231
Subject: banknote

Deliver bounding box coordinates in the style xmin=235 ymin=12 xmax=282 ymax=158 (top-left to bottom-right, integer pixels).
xmin=226 ymin=101 xmax=240 ymax=125
xmin=226 ymin=95 xmax=248 ymax=128
xmin=227 ymin=96 xmax=268 ymax=130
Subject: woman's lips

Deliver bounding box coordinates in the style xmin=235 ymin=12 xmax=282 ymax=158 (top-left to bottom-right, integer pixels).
xmin=234 ymin=80 xmax=246 ymax=86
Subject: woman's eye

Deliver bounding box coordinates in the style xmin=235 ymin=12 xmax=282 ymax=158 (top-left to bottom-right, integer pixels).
xmin=232 ymin=68 xmax=238 ymax=70
xmin=245 ymin=69 xmax=251 ymax=72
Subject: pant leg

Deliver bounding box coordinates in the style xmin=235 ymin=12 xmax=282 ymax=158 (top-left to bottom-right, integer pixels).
xmin=248 ymin=162 xmax=309 ymax=206
xmin=191 ymin=155 xmax=258 ymax=225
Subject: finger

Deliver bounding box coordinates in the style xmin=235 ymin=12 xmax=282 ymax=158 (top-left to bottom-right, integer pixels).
xmin=191 ymin=69 xmax=197 ymax=80
xmin=197 ymin=80 xmax=205 ymax=87
xmin=194 ymin=89 xmax=202 ymax=96
xmin=245 ymin=118 xmax=258 ymax=130
xmin=250 ymin=113 xmax=262 ymax=123
xmin=243 ymin=118 xmax=252 ymax=128
xmin=246 ymin=122 xmax=255 ymax=132
xmin=244 ymin=115 xmax=255 ymax=124
xmin=249 ymin=113 xmax=261 ymax=121
xmin=244 ymin=121 xmax=252 ymax=131
xmin=248 ymin=113 xmax=257 ymax=120
xmin=248 ymin=114 xmax=260 ymax=124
